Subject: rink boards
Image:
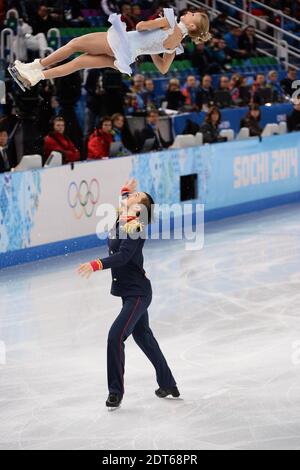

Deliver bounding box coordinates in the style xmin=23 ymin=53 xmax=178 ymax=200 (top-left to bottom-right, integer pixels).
xmin=0 ymin=132 xmax=299 ymax=268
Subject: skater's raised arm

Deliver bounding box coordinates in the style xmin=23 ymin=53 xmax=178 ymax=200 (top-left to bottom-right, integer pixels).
xmin=78 ymin=179 xmax=150 ymax=278
xmin=136 ymin=17 xmax=169 ymax=32
xmin=151 ymin=52 xmax=176 ymax=75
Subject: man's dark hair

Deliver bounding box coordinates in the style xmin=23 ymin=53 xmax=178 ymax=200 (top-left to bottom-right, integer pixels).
xmin=147 ymin=109 xmax=159 ymax=118
xmin=140 ymin=192 xmax=155 ymax=224
xmin=99 ymin=116 xmax=112 ymax=127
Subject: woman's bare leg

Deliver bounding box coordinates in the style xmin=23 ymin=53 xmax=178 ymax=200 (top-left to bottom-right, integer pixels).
xmin=42 ymin=53 xmax=117 ymax=80
xmin=40 ymin=32 xmax=113 ymax=68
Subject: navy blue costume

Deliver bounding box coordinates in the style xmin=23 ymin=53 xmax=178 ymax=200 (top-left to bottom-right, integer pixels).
xmin=99 ymin=220 xmax=177 ymax=397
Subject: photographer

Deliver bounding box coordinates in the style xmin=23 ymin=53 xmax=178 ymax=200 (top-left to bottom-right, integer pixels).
xmin=0 ymin=126 xmax=15 ymax=173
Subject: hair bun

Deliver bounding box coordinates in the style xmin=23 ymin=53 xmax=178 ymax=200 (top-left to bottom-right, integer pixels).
xmin=199 ymin=32 xmax=212 ymax=43
xmin=193 ymin=32 xmax=212 ymax=45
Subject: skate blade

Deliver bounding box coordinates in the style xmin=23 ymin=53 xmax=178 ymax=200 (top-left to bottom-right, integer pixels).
xmin=107 ymin=405 xmax=121 ymax=412
xmin=8 ymin=66 xmax=30 ymax=92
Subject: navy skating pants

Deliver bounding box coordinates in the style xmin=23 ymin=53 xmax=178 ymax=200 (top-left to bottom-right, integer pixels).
xmin=107 ymin=291 xmax=177 ymax=396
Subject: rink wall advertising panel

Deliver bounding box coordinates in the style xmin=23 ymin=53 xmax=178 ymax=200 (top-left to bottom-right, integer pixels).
xmin=0 ymin=133 xmax=299 ymax=267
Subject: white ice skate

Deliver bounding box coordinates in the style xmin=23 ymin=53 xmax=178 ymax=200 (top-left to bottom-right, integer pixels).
xmin=14 ymin=59 xmax=44 ymax=72
xmin=8 ymin=62 xmax=44 ymax=91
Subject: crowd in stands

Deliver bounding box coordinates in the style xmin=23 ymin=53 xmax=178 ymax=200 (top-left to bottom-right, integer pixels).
xmin=1 ymin=1 xmax=300 ymax=173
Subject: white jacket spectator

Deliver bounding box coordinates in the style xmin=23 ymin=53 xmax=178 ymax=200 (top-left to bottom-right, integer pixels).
xmin=15 ymin=20 xmax=48 ymax=60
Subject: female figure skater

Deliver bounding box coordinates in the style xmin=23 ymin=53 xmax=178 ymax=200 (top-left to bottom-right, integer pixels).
xmin=78 ymin=179 xmax=179 ymax=409
xmin=10 ymin=8 xmax=211 ymax=90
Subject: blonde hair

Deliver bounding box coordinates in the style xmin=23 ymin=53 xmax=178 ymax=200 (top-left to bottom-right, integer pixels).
xmin=188 ymin=12 xmax=212 ymax=45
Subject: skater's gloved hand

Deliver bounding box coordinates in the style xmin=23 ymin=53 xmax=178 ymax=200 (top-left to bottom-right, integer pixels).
xmin=78 ymin=260 xmax=103 ymax=278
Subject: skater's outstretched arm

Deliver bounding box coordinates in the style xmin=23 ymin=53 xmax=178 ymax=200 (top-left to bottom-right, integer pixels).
xmin=151 ymin=52 xmax=176 ymax=74
xmin=136 ymin=17 xmax=169 ymax=31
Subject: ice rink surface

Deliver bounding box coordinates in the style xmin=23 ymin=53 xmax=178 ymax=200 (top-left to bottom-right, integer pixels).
xmin=0 ymin=203 xmax=300 ymax=450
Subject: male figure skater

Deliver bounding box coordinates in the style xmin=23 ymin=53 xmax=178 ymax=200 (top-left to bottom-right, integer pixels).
xmin=78 ymin=179 xmax=179 ymax=409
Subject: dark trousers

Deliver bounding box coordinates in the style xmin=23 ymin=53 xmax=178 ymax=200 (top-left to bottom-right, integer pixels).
xmin=107 ymin=291 xmax=177 ymax=396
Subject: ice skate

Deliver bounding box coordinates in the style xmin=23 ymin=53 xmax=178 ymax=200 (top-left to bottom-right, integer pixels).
xmin=106 ymin=393 xmax=122 ymax=411
xmin=8 ymin=65 xmax=28 ymax=92
xmin=155 ymin=386 xmax=180 ymax=398
xmin=8 ymin=62 xmax=44 ymax=90
xmin=14 ymin=59 xmax=44 ymax=72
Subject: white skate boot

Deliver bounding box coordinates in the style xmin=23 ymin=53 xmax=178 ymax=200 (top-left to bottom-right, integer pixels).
xmin=8 ymin=62 xmax=45 ymax=90
xmin=14 ymin=59 xmax=45 ymax=73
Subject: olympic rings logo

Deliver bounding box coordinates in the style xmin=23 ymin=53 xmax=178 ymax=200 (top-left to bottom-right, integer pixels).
xmin=68 ymin=179 xmax=100 ymax=219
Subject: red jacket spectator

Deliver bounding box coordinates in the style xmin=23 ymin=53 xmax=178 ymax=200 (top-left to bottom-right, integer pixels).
xmin=44 ymin=116 xmax=80 ymax=163
xmin=87 ymin=129 xmax=113 ymax=160
xmin=121 ymin=3 xmax=137 ymax=31
xmin=44 ymin=132 xmax=80 ymax=163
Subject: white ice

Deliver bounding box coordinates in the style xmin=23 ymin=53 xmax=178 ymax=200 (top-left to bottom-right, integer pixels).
xmin=0 ymin=203 xmax=300 ymax=450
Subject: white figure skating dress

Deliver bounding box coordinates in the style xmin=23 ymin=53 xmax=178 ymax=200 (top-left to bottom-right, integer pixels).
xmin=107 ymin=8 xmax=187 ymax=76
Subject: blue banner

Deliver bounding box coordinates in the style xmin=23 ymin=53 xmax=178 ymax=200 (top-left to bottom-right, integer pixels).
xmin=130 ymin=133 xmax=300 ymax=213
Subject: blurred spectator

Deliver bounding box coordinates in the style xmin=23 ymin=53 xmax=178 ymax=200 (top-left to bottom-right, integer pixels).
xmin=181 ymin=75 xmax=202 ymax=111
xmin=224 ymin=26 xmax=243 ymax=56
xmin=239 ymin=77 xmax=252 ymax=106
xmin=128 ymin=74 xmax=146 ymax=114
xmin=143 ymin=79 xmax=160 ymax=110
xmin=252 ymin=73 xmax=269 ymax=104
xmin=238 ymin=26 xmax=258 ymax=58
xmin=87 ymin=116 xmax=113 ymax=159
xmin=63 ymin=0 xmax=89 ymax=27
xmin=17 ymin=19 xmax=48 ymax=60
xmin=0 ymin=126 xmax=14 ymax=173
xmin=214 ymin=75 xmax=233 ymax=108
xmin=267 ymin=70 xmax=285 ymax=102
xmin=111 ymin=113 xmax=136 ymax=153
xmin=287 ymin=101 xmax=300 ymax=132
xmin=121 ymin=3 xmax=137 ymax=31
xmin=252 ymin=73 xmax=266 ymax=94
xmin=281 ymin=67 xmax=298 ymax=97
xmin=137 ymin=109 xmax=170 ymax=151
xmin=44 ymin=116 xmax=80 ymax=163
xmin=191 ymin=42 xmax=213 ymax=75
xmin=240 ymin=104 xmax=262 ymax=137
xmin=210 ymin=38 xmax=232 ymax=71
xmin=199 ymin=107 xmax=223 ymax=144
xmin=211 ymin=13 xmax=230 ymax=36
xmin=230 ymin=73 xmax=243 ymax=106
xmin=31 ymin=4 xmax=61 ymax=36
xmin=132 ymin=4 xmax=143 ymax=22
xmin=281 ymin=7 xmax=296 ymax=32
xmin=164 ymin=78 xmax=185 ymax=111
xmin=218 ymin=75 xmax=231 ymax=92
xmin=199 ymin=75 xmax=215 ymax=109
xmin=84 ymin=70 xmax=105 ymax=135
